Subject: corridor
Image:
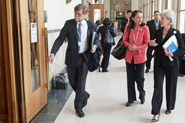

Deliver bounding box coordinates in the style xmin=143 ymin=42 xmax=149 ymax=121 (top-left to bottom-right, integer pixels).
xmin=54 ymin=36 xmax=185 ymax=123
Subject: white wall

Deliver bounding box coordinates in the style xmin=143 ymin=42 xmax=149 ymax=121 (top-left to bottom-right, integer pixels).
xmin=131 ymin=0 xmax=139 ymax=11
xmin=44 ymin=0 xmax=81 ymax=80
xmin=44 ymin=0 xmax=81 ymax=30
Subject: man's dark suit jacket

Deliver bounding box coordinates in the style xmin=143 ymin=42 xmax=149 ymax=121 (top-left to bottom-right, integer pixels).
xmin=147 ymin=19 xmax=161 ymax=40
xmin=121 ymin=18 xmax=128 ymax=33
xmin=153 ymin=27 xmax=185 ymax=67
xmin=181 ymin=33 xmax=185 ymax=43
xmin=51 ymin=19 xmax=99 ymax=68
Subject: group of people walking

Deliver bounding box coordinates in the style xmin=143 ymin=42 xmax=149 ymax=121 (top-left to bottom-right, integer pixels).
xmin=48 ymin=3 xmax=185 ymax=122
xmin=122 ymin=9 xmax=185 ymax=122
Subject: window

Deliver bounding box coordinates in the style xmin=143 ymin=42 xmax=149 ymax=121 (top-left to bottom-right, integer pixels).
xmin=167 ymin=0 xmax=172 ymax=9
xmin=158 ymin=0 xmax=161 ymax=12
xmin=139 ymin=0 xmax=185 ymax=32
xmin=179 ymin=12 xmax=185 ymax=33
xmin=179 ymin=0 xmax=185 ymax=33
xmin=92 ymin=0 xmax=104 ymax=4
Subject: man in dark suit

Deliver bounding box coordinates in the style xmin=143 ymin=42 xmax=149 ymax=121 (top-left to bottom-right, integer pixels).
xmin=48 ymin=4 xmax=99 ymax=117
xmin=121 ymin=10 xmax=132 ymax=33
xmin=145 ymin=10 xmax=161 ymax=73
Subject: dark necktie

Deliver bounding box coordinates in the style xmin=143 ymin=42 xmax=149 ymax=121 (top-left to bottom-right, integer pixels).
xmin=78 ymin=23 xmax=82 ymax=41
xmin=156 ymin=21 xmax=158 ymax=30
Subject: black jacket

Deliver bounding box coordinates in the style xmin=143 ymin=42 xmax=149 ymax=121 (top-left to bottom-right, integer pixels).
xmin=153 ymin=27 xmax=185 ymax=67
xmin=51 ymin=19 xmax=99 ymax=67
xmin=121 ymin=18 xmax=128 ymax=33
xmin=97 ymin=25 xmax=116 ymax=47
xmin=181 ymin=33 xmax=185 ymax=42
xmin=147 ymin=19 xmax=161 ymax=40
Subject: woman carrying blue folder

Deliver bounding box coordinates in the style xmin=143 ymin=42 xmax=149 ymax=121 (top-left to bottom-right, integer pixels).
xmin=149 ymin=9 xmax=185 ymax=122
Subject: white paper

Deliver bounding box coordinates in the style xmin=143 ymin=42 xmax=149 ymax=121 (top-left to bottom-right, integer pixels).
xmin=162 ymin=35 xmax=178 ymax=61
xmin=31 ymin=23 xmax=37 ymax=43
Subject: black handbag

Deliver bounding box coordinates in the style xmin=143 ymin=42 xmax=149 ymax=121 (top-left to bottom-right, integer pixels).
xmin=87 ymin=49 xmax=101 ymax=72
xmin=104 ymin=26 xmax=115 ymax=46
xmin=111 ymin=30 xmax=130 ymax=60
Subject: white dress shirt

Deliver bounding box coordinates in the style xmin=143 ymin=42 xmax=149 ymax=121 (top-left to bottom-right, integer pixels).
xmin=77 ymin=19 xmax=88 ymax=53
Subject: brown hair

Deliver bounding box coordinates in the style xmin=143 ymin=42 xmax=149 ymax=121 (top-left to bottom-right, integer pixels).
xmin=127 ymin=10 xmax=145 ymax=31
xmin=95 ymin=20 xmax=101 ymax=26
xmin=74 ymin=4 xmax=88 ymax=14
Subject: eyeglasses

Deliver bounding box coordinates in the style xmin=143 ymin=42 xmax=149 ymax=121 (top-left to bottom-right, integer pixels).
xmin=74 ymin=12 xmax=83 ymax=16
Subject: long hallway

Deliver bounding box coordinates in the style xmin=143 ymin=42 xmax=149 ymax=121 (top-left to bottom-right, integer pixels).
xmin=54 ymin=36 xmax=185 ymax=123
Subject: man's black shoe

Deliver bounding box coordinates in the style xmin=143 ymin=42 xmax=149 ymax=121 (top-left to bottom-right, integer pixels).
xmin=145 ymin=68 xmax=149 ymax=73
xmin=126 ymin=102 xmax=133 ymax=107
xmin=76 ymin=110 xmax=85 ymax=117
xmin=82 ymin=94 xmax=90 ymax=108
xmin=141 ymin=99 xmax=145 ymax=104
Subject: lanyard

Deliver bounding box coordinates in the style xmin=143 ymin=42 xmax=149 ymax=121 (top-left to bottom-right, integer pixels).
xmin=132 ymin=26 xmax=140 ymax=44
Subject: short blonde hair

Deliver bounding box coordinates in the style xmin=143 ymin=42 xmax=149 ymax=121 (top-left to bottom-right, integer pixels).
xmin=74 ymin=4 xmax=88 ymax=14
xmin=161 ymin=9 xmax=176 ymax=26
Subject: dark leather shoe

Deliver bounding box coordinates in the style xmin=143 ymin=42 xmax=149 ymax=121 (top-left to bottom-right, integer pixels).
xmin=82 ymin=94 xmax=90 ymax=108
xmin=102 ymin=70 xmax=109 ymax=72
xmin=145 ymin=68 xmax=149 ymax=73
xmin=178 ymin=73 xmax=184 ymax=77
xmin=141 ymin=99 xmax=145 ymax=104
xmin=76 ymin=110 xmax=85 ymax=117
xmin=126 ymin=102 xmax=133 ymax=107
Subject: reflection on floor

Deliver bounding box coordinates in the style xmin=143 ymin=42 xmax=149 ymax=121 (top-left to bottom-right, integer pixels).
xmin=29 ymin=85 xmax=73 ymax=123
xmin=54 ymin=35 xmax=185 ymax=123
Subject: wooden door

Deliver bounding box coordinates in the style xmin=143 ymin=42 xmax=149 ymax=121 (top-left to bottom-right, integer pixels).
xmin=89 ymin=4 xmax=104 ymax=23
xmin=0 ymin=7 xmax=8 ymax=122
xmin=19 ymin=0 xmax=47 ymax=122
xmin=0 ymin=0 xmax=18 ymax=122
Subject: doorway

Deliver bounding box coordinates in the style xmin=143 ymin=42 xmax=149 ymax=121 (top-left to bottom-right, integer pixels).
xmin=19 ymin=0 xmax=48 ymax=122
xmin=89 ymin=4 xmax=105 ymax=23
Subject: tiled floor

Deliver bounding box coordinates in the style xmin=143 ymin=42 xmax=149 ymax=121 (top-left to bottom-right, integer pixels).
xmin=54 ymin=35 xmax=185 ymax=123
xmin=30 ymin=85 xmax=73 ymax=123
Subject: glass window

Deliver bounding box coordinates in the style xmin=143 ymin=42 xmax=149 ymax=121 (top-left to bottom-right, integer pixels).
xmin=94 ymin=9 xmax=101 ymax=23
xmin=180 ymin=0 xmax=185 ymax=10
xmin=179 ymin=11 xmax=185 ymax=33
xmin=158 ymin=0 xmax=161 ymax=12
xmin=28 ymin=0 xmax=40 ymax=92
xmin=167 ymin=0 xmax=172 ymax=9
xmin=92 ymin=0 xmax=104 ymax=4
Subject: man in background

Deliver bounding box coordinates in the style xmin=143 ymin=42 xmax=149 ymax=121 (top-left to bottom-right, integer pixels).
xmin=145 ymin=10 xmax=161 ymax=73
xmin=121 ymin=10 xmax=132 ymax=33
xmin=114 ymin=20 xmax=118 ymax=35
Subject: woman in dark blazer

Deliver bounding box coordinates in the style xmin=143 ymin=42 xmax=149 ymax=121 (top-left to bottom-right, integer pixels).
xmin=97 ymin=18 xmax=116 ymax=72
xmin=149 ymin=10 xmax=185 ymax=122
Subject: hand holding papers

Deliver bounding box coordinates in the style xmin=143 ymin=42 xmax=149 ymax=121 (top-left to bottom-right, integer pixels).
xmin=163 ymin=35 xmax=178 ymax=61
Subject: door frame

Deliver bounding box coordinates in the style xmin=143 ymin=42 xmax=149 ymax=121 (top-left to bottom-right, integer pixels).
xmin=89 ymin=4 xmax=105 ymax=23
xmin=0 ymin=0 xmax=20 ymax=122
xmin=1 ymin=0 xmax=48 ymax=122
